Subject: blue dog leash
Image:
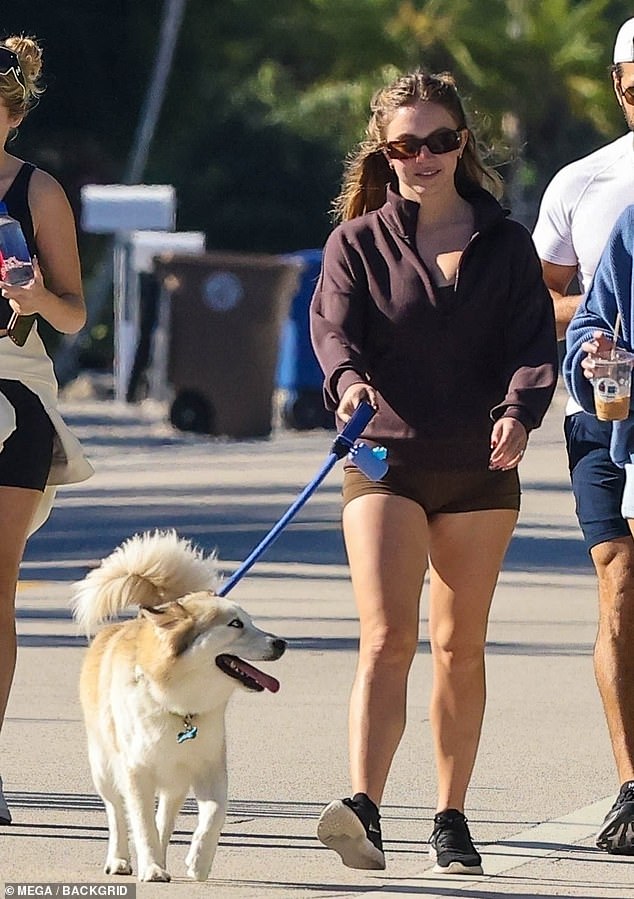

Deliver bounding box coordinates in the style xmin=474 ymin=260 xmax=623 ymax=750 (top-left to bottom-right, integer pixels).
xmin=175 ymin=403 xmax=386 ymax=743
xmin=217 ymin=401 xmax=387 ymax=597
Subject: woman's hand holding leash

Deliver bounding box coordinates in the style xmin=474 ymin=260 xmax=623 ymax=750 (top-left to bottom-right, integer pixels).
xmin=337 ymin=382 xmax=379 ymax=422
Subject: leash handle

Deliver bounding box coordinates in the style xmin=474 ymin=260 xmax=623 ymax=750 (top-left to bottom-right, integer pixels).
xmin=331 ymin=401 xmax=377 ymax=458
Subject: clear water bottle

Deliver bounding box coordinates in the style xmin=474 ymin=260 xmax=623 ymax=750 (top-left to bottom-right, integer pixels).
xmin=0 ymin=202 xmax=34 ymax=287
xmin=0 ymin=201 xmax=36 ymax=345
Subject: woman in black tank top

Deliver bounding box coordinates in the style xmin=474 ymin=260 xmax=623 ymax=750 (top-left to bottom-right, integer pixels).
xmin=0 ymin=36 xmax=91 ymax=825
xmin=0 ymin=161 xmax=36 ymax=330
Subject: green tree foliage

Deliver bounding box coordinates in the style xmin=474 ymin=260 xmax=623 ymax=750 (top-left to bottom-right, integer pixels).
xmin=219 ymin=0 xmax=634 ymax=223
xmin=2 ymin=0 xmax=634 ymax=251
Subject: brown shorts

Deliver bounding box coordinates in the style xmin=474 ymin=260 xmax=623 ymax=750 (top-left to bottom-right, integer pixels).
xmin=342 ymin=465 xmax=520 ymax=516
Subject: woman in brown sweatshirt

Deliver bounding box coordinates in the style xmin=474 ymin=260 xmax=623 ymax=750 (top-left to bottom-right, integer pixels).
xmin=311 ymin=69 xmax=558 ymax=875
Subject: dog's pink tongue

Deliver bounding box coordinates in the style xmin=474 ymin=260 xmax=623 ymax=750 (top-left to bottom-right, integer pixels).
xmin=241 ymin=660 xmax=280 ymax=693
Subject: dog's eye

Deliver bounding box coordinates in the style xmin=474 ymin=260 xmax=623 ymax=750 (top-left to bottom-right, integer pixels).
xmin=228 ymin=618 xmax=244 ymax=629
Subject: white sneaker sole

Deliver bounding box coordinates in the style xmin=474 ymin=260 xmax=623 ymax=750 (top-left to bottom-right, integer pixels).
xmin=317 ymin=800 xmax=385 ymax=870
xmin=429 ymin=845 xmax=483 ymax=875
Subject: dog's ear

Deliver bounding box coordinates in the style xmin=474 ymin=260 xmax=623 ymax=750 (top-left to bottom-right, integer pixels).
xmin=139 ymin=601 xmax=189 ymax=629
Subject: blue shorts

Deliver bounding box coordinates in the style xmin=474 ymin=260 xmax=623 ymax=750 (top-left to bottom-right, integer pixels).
xmin=564 ymin=411 xmax=630 ymax=553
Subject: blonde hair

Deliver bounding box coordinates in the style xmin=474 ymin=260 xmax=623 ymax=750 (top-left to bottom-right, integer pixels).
xmin=333 ymin=69 xmax=503 ymax=222
xmin=0 ymin=35 xmax=44 ymax=122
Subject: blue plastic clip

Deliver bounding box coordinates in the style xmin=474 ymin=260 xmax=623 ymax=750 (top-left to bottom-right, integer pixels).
xmin=347 ymin=442 xmax=388 ymax=481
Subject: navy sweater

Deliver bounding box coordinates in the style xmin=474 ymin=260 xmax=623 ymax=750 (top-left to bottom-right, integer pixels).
xmin=564 ymin=203 xmax=634 ymax=466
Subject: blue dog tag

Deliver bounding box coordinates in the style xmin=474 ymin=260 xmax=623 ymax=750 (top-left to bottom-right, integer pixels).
xmin=177 ymin=720 xmax=198 ymax=743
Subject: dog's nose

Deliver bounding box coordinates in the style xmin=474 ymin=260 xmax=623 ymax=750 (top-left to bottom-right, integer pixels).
xmin=272 ymin=638 xmax=287 ymax=657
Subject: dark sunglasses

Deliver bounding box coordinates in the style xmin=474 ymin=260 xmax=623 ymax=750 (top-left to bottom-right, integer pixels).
xmin=619 ymin=81 xmax=634 ymax=105
xmin=384 ymin=128 xmax=462 ymax=159
xmin=0 ymin=47 xmax=26 ymax=98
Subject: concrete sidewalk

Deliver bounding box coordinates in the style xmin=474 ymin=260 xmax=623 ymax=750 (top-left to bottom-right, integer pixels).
xmin=0 ymin=386 xmax=632 ymax=897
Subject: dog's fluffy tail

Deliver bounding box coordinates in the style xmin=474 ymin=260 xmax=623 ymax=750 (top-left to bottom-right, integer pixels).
xmin=72 ymin=530 xmax=218 ymax=635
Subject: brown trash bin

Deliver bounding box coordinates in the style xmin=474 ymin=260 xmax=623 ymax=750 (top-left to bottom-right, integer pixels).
xmin=153 ymin=251 xmax=301 ymax=438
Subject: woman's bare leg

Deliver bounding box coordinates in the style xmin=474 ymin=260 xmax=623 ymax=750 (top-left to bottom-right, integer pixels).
xmin=0 ymin=486 xmax=42 ymax=730
xmin=343 ymin=493 xmax=429 ymax=806
xmin=427 ymin=509 xmax=517 ymax=812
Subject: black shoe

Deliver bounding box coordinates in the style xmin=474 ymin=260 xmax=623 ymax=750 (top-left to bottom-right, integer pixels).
xmin=429 ymin=808 xmax=483 ymax=874
xmin=0 ymin=775 xmax=11 ymax=825
xmin=317 ymin=792 xmax=385 ymax=870
xmin=596 ymin=781 xmax=634 ymax=854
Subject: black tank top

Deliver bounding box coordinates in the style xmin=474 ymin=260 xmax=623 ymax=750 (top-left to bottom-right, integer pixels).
xmin=3 ymin=162 xmax=36 ymax=255
xmin=0 ymin=162 xmax=36 ymax=328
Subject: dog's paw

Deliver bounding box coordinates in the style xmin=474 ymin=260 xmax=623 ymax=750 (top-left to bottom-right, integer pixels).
xmin=186 ymin=863 xmax=210 ymax=882
xmin=104 ymin=858 xmax=132 ymax=876
xmin=139 ymin=863 xmax=171 ymax=882
xmin=185 ymin=847 xmax=212 ymax=881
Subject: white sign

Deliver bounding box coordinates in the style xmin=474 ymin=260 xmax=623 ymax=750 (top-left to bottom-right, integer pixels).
xmin=81 ymin=184 xmax=176 ymax=233
xmin=129 ymin=230 xmax=205 ymax=273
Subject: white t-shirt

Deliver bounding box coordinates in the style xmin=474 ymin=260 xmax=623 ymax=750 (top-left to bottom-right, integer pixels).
xmin=532 ymin=132 xmax=634 ymax=414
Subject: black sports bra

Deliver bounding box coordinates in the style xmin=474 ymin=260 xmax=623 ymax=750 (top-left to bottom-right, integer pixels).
xmin=0 ymin=163 xmax=37 ymax=329
xmin=3 ymin=162 xmax=36 ymax=256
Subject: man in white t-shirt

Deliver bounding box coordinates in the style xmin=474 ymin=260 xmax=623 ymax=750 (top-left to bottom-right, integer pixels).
xmin=532 ymin=18 xmax=634 ymax=855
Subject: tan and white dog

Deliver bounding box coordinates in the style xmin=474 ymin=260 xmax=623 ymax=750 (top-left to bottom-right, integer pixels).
xmin=72 ymin=530 xmax=286 ymax=882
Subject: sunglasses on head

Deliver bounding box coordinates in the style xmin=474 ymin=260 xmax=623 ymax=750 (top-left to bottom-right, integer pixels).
xmin=384 ymin=128 xmax=462 ymax=160
xmin=0 ymin=47 xmax=26 ymax=98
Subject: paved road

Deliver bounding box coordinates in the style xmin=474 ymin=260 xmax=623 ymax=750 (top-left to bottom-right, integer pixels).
xmin=0 ymin=387 xmax=632 ymax=897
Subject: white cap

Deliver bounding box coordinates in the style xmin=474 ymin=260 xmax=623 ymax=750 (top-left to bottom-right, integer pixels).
xmin=614 ymin=18 xmax=634 ymax=63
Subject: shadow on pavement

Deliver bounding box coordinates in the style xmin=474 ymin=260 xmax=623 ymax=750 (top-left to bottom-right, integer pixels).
xmin=15 ymin=632 xmax=593 ymax=655
xmin=22 ymin=507 xmax=590 ymax=580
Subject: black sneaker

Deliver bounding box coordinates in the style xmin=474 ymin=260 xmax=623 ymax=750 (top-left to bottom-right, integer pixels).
xmin=429 ymin=808 xmax=483 ymax=874
xmin=596 ymin=781 xmax=634 ymax=854
xmin=317 ymin=792 xmax=385 ymax=870
xmin=0 ymin=775 xmax=11 ymax=825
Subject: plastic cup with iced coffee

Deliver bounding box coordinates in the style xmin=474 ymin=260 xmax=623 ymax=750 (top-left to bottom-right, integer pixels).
xmin=591 ymin=350 xmax=634 ymax=421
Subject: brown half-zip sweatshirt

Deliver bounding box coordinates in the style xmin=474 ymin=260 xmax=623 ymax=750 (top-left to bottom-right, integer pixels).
xmin=310 ymin=187 xmax=558 ymax=471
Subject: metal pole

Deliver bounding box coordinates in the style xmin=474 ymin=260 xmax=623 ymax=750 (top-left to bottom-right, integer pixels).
xmin=123 ymin=0 xmax=188 ymax=185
